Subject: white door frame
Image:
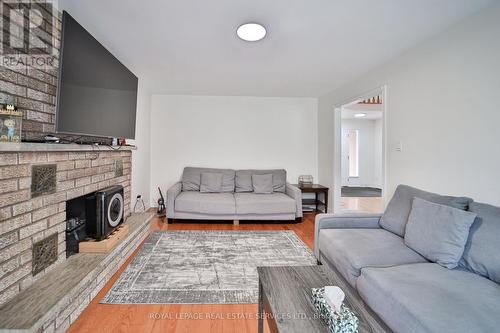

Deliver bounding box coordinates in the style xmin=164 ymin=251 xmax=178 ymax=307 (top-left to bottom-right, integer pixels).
xmin=332 ymin=85 xmax=388 ymax=213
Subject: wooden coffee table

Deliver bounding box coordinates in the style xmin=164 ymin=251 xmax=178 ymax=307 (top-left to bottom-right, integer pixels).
xmin=257 ymin=266 xmax=391 ymax=333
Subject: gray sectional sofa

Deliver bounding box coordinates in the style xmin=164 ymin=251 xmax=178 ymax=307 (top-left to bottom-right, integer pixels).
xmin=315 ymin=185 xmax=500 ymax=333
xmin=166 ymin=167 xmax=302 ymax=223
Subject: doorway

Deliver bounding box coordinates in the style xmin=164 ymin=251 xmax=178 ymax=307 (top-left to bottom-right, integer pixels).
xmin=333 ymin=87 xmax=386 ymax=214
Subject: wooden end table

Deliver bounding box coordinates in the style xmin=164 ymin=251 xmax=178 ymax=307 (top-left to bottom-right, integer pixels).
xmin=257 ymin=266 xmax=391 ymax=333
xmin=293 ymin=184 xmax=329 ymax=213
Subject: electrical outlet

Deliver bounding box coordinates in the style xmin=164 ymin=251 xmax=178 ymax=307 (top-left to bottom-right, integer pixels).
xmin=395 ymin=141 xmax=403 ymax=152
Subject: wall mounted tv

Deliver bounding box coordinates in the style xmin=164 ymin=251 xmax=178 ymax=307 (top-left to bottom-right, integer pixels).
xmin=56 ymin=11 xmax=138 ymax=139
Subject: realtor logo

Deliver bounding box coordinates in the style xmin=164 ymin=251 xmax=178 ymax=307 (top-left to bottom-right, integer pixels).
xmin=1 ymin=0 xmax=57 ymax=68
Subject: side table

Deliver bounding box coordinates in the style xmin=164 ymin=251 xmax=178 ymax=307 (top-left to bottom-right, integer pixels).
xmin=293 ymin=184 xmax=329 ymax=213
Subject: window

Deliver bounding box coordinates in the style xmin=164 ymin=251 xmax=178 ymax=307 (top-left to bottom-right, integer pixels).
xmin=347 ymin=129 xmax=359 ymax=178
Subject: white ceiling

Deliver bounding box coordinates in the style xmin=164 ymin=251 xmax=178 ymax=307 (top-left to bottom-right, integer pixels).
xmin=342 ymin=104 xmax=383 ymax=120
xmin=58 ymin=0 xmax=496 ymax=97
xmin=342 ymin=110 xmax=383 ymax=120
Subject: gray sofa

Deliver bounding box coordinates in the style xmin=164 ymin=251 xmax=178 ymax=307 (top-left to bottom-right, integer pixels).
xmin=166 ymin=167 xmax=302 ymax=223
xmin=315 ymin=184 xmax=500 ymax=333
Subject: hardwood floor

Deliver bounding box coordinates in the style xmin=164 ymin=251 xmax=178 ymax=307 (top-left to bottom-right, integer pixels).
xmin=67 ymin=213 xmax=318 ymax=333
xmin=340 ymin=197 xmax=384 ymax=214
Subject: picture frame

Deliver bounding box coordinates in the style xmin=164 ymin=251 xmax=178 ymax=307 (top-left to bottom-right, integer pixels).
xmin=0 ymin=106 xmax=23 ymax=143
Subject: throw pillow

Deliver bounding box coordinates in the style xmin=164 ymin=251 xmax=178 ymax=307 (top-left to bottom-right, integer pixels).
xmin=380 ymin=184 xmax=473 ymax=237
xmin=235 ymin=169 xmax=287 ymax=193
xmin=252 ymin=174 xmax=273 ymax=194
xmin=404 ymin=197 xmax=477 ymax=269
xmin=200 ymin=172 xmax=223 ymax=193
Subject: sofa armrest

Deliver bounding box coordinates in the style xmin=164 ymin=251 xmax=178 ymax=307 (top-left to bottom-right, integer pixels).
xmin=286 ymin=183 xmax=303 ymax=218
xmin=166 ymin=182 xmax=182 ymax=218
xmin=314 ymin=213 xmax=382 ymax=259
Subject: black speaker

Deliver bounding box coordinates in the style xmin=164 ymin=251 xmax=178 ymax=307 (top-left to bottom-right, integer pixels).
xmin=86 ymin=185 xmax=124 ymax=240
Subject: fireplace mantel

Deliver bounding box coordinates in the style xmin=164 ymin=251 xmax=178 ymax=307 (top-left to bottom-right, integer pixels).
xmin=0 ymin=142 xmax=137 ymax=152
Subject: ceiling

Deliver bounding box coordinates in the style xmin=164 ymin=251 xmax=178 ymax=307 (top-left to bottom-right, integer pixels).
xmin=342 ymin=104 xmax=383 ymax=120
xmin=58 ymin=0 xmax=496 ymax=97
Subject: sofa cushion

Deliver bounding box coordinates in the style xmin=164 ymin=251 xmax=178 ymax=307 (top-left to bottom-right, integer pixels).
xmin=404 ymin=198 xmax=477 ymax=269
xmin=318 ymin=229 xmax=427 ymax=286
xmin=380 ymin=184 xmax=472 ymax=237
xmin=200 ymin=172 xmax=223 ymax=193
xmin=182 ymin=167 xmax=235 ymax=192
xmin=235 ymin=169 xmax=286 ymax=193
xmin=459 ymin=202 xmax=500 ymax=283
xmin=252 ymin=174 xmax=273 ymax=194
xmin=175 ymin=192 xmax=235 ymax=215
xmin=234 ymin=193 xmax=295 ymax=215
xmin=356 ymin=263 xmax=500 ymax=333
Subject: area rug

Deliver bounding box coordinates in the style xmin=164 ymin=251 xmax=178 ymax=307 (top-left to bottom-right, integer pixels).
xmin=342 ymin=186 xmax=382 ymax=197
xmin=101 ymin=230 xmax=316 ymax=304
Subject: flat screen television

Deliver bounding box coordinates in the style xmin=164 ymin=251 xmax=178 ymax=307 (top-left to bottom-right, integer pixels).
xmin=56 ymin=11 xmax=138 ymax=139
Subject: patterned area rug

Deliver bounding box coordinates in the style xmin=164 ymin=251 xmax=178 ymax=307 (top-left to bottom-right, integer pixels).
xmin=101 ymin=230 xmax=317 ymax=304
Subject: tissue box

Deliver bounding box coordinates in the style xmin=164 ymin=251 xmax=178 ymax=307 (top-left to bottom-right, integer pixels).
xmin=312 ymin=287 xmax=359 ymax=333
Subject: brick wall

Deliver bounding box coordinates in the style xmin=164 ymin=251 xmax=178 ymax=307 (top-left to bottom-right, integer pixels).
xmin=0 ymin=149 xmax=131 ymax=306
xmin=0 ymin=0 xmax=61 ymax=141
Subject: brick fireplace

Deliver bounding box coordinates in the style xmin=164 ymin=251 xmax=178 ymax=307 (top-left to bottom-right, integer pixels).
xmin=0 ymin=146 xmax=132 ymax=306
xmin=0 ymin=0 xmax=137 ymax=311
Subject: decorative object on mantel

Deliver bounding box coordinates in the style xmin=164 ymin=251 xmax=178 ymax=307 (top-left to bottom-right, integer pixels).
xmin=312 ymin=287 xmax=359 ymax=333
xmin=298 ymin=174 xmax=314 ymax=187
xmin=0 ymin=104 xmax=22 ymax=143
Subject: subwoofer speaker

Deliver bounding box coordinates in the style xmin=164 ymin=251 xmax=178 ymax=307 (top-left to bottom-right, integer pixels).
xmin=86 ymin=185 xmax=124 ymax=240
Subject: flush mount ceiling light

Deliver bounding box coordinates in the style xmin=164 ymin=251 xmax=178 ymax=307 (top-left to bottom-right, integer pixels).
xmin=236 ymin=23 xmax=267 ymax=42
xmin=354 ymin=113 xmax=367 ymax=118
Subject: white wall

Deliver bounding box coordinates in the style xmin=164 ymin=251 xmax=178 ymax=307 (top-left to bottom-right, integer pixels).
xmin=128 ymin=80 xmax=151 ymax=209
xmin=373 ymin=119 xmax=383 ymax=188
xmin=341 ymin=119 xmax=382 ymax=188
xmin=150 ymin=95 xmax=318 ymax=205
xmin=318 ymin=3 xmax=500 ymax=208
